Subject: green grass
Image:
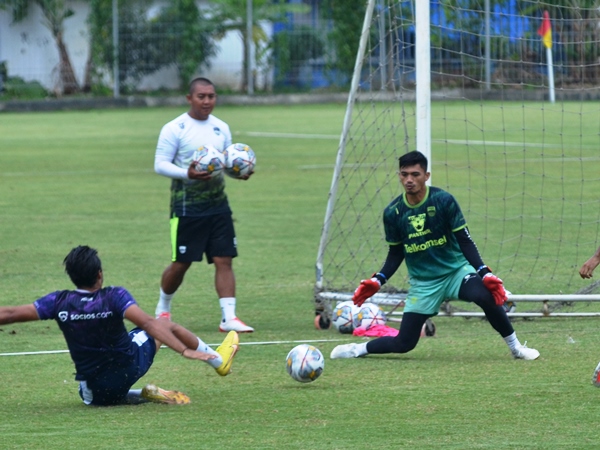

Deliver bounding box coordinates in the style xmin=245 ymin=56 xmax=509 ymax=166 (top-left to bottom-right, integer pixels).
xmin=2 ymin=104 xmax=600 ymax=449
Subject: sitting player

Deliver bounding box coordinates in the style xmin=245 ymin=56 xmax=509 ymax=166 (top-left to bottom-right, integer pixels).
xmin=0 ymin=245 xmax=239 ymax=406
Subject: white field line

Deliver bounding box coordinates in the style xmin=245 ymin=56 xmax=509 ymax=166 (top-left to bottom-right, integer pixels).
xmin=0 ymin=338 xmax=348 ymax=357
xmin=298 ymin=137 xmax=600 ymax=169
xmin=0 ymin=168 xmax=155 ymax=177
xmin=237 ymin=131 xmax=586 ymax=150
xmin=437 ymin=139 xmax=563 ymax=148
xmin=238 ymin=131 xmax=339 ymax=140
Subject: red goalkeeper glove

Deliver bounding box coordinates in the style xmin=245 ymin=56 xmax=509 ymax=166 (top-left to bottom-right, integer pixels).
xmin=482 ymin=273 xmax=507 ymax=306
xmin=352 ymin=278 xmax=381 ymax=306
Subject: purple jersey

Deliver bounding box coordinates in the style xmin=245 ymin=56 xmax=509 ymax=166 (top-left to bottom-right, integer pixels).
xmin=34 ymin=286 xmax=137 ymax=380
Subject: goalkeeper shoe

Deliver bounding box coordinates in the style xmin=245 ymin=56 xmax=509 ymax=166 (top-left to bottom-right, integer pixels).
xmin=512 ymin=342 xmax=540 ymax=360
xmin=592 ymin=362 xmax=600 ymax=387
xmin=330 ymin=343 xmax=362 ymax=359
xmin=215 ymin=331 xmax=240 ymax=376
xmin=141 ymin=384 xmax=190 ymax=405
xmin=219 ymin=317 xmax=254 ymax=333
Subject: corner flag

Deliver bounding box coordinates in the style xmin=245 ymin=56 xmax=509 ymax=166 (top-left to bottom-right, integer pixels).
xmin=537 ymin=11 xmax=555 ymax=103
xmin=537 ymin=11 xmax=552 ymax=49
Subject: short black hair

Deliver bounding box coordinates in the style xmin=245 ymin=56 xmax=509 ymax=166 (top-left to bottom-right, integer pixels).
xmin=399 ymin=150 xmax=428 ymax=172
xmin=188 ymin=77 xmax=215 ymax=95
xmin=63 ymin=246 xmax=102 ymax=288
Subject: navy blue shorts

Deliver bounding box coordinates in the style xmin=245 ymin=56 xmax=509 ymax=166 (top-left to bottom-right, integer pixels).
xmin=78 ymin=328 xmax=157 ymax=406
xmin=170 ymin=212 xmax=237 ymax=263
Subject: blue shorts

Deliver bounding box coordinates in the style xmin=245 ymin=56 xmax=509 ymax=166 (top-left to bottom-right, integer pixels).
xmin=404 ymin=265 xmax=475 ymax=315
xmin=79 ymin=328 xmax=157 ymax=406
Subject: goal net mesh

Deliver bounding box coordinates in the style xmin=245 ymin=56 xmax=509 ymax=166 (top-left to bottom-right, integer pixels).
xmin=315 ymin=0 xmax=600 ymax=315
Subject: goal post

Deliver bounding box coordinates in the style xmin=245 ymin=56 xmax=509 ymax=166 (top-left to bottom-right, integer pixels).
xmin=314 ymin=0 xmax=600 ymax=325
xmin=315 ymin=0 xmax=377 ymax=299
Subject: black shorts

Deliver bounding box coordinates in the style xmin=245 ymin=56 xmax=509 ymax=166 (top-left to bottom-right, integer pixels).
xmin=170 ymin=213 xmax=237 ymax=263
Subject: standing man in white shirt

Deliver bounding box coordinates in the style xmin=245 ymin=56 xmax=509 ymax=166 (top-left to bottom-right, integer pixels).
xmin=154 ymin=77 xmax=254 ymax=333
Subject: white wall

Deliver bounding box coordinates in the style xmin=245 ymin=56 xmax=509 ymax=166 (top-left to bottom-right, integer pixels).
xmin=0 ymin=2 xmax=89 ymax=92
xmin=0 ymin=1 xmax=267 ymax=93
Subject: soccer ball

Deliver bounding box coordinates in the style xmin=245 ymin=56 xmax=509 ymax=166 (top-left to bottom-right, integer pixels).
xmin=356 ymin=302 xmax=387 ymax=330
xmin=192 ymin=145 xmax=225 ymax=177
xmin=223 ymin=143 xmax=256 ymax=178
xmin=286 ymin=344 xmax=324 ymax=383
xmin=332 ymin=301 xmax=360 ymax=334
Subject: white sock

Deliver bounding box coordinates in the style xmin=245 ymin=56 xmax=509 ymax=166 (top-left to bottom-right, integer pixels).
xmin=196 ymin=337 xmax=223 ymax=369
xmin=503 ymin=332 xmax=521 ymax=352
xmin=156 ymin=288 xmax=174 ymax=316
xmin=355 ymin=342 xmax=369 ymax=356
xmin=126 ymin=389 xmax=144 ymax=404
xmin=219 ymin=297 xmax=236 ymax=323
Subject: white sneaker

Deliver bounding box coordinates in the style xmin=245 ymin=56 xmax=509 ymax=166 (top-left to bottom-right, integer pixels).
xmin=330 ymin=343 xmax=361 ymax=359
xmin=219 ymin=317 xmax=254 ymax=333
xmin=512 ymin=342 xmax=540 ymax=360
xmin=592 ymin=361 xmax=600 ymax=387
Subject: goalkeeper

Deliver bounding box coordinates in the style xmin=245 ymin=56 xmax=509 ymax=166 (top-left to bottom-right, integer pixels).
xmin=0 ymin=246 xmax=239 ymax=406
xmin=331 ymin=151 xmax=539 ymax=361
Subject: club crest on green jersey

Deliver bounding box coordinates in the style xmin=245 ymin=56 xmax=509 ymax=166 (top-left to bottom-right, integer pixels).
xmin=408 ymin=213 xmax=426 ymax=232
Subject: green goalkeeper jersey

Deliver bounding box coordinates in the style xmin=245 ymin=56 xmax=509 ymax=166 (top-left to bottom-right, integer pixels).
xmin=383 ymin=186 xmax=468 ymax=281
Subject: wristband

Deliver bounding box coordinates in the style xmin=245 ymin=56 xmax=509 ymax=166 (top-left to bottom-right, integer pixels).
xmin=477 ymin=265 xmax=491 ymax=277
xmin=372 ymin=272 xmax=387 ymax=286
xmin=181 ymin=348 xmax=188 ymax=356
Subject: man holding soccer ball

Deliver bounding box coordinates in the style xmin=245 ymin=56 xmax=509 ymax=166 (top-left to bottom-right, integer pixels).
xmin=153 ymin=77 xmax=254 ymax=333
xmin=331 ymin=151 xmax=540 ymax=361
xmin=0 ymin=246 xmax=239 ymax=406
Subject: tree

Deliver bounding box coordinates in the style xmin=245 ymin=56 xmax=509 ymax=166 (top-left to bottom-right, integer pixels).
xmin=0 ymin=0 xmax=81 ymax=94
xmin=270 ymin=25 xmax=324 ymax=88
xmin=151 ymin=0 xmax=219 ymax=88
xmin=319 ymin=0 xmax=366 ymax=87
xmin=88 ymin=0 xmax=218 ymax=93
xmin=208 ymin=0 xmax=309 ymax=91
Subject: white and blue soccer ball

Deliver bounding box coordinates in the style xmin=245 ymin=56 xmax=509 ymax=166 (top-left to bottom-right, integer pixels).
xmin=223 ymin=143 xmax=256 ymax=178
xmin=332 ymin=300 xmax=360 ymax=334
xmin=192 ymin=145 xmax=225 ymax=177
xmin=356 ymin=302 xmax=387 ymax=330
xmin=286 ymin=344 xmax=324 ymax=383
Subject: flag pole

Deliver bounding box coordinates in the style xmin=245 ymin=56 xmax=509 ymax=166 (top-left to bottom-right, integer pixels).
xmin=546 ymin=46 xmax=555 ymax=103
xmin=538 ymin=11 xmax=555 ymax=103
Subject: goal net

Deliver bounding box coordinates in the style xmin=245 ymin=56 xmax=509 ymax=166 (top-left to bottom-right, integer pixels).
xmin=315 ymin=0 xmax=600 ymax=321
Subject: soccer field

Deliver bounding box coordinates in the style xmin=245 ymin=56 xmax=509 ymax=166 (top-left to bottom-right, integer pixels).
xmin=1 ymin=104 xmax=600 ymax=449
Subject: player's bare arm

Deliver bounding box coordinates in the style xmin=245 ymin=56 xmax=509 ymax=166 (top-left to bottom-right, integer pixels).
xmin=0 ymin=304 xmax=39 ymax=325
xmin=124 ymin=304 xmax=216 ymax=361
xmin=579 ymin=247 xmax=600 ymax=279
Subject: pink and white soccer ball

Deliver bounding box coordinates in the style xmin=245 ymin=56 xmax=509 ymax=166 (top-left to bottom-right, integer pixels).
xmin=332 ymin=300 xmax=360 ymax=334
xmin=356 ymin=302 xmax=387 ymax=330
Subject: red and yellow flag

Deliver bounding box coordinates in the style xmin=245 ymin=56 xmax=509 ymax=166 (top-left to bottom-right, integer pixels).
xmin=537 ymin=11 xmax=552 ymax=49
